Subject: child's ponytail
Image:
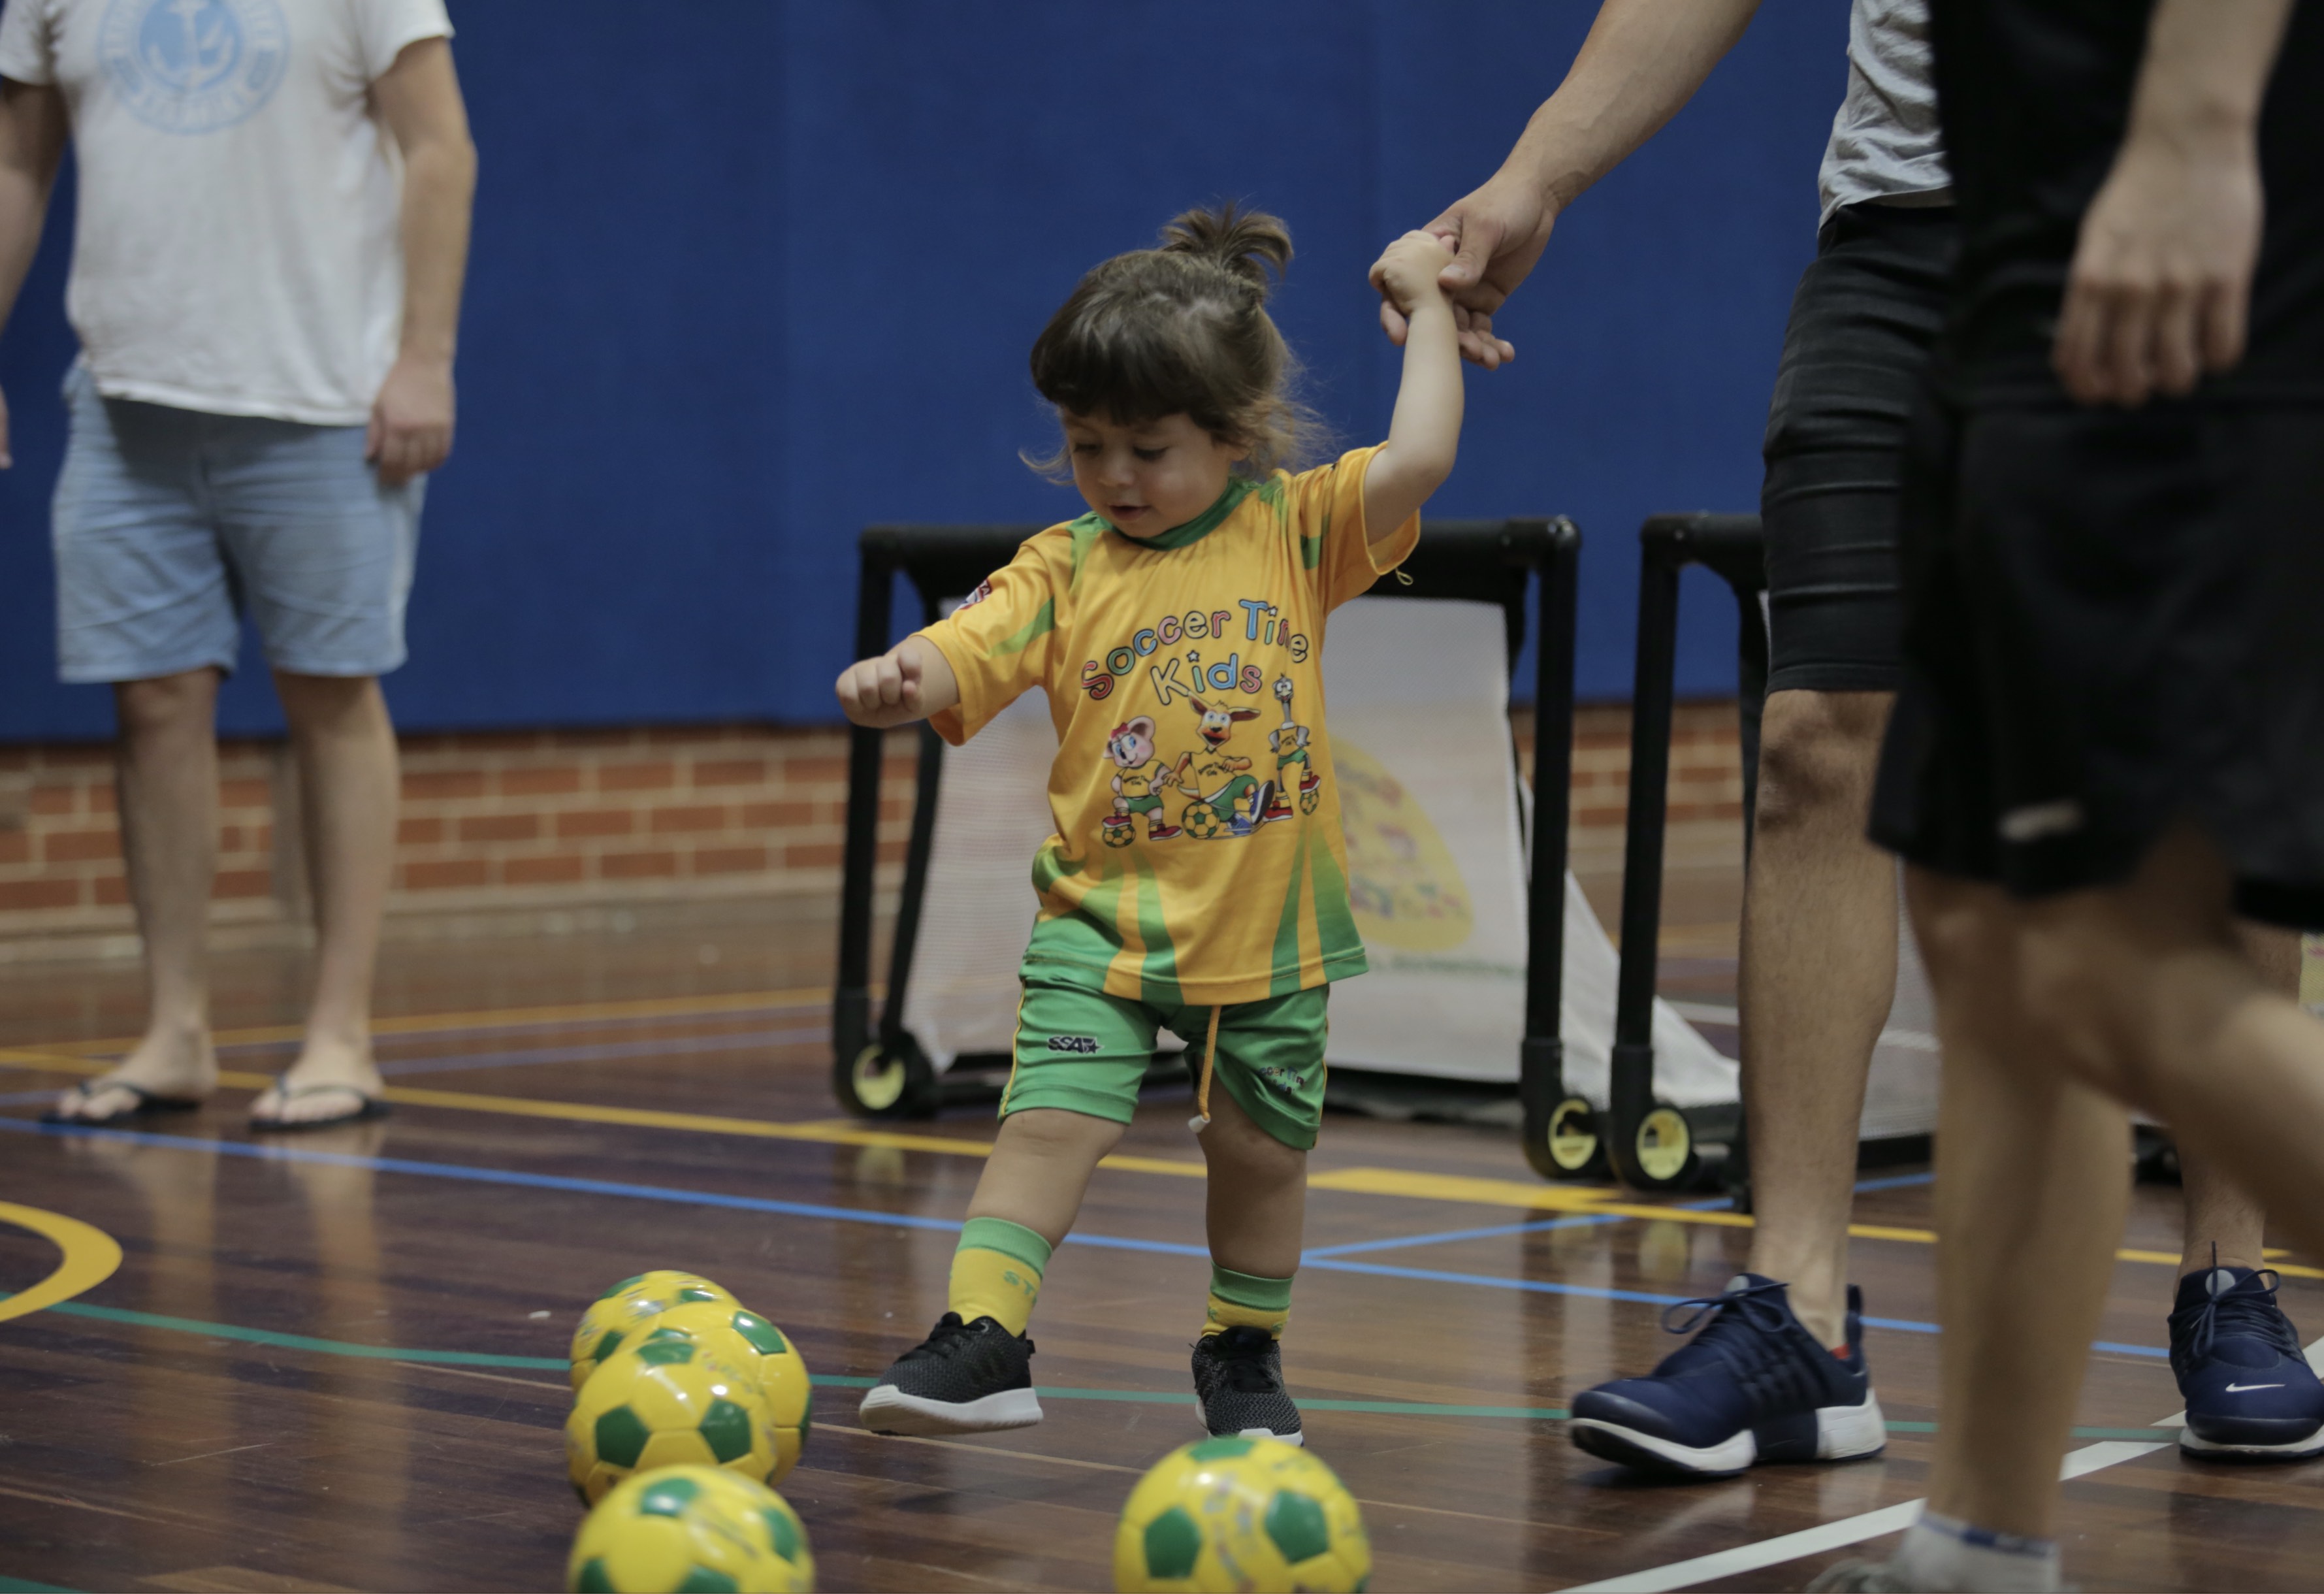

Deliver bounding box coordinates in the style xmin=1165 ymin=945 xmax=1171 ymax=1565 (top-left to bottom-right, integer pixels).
xmin=1158 ymin=203 xmax=1293 ymax=300
xmin=1027 ymin=201 xmax=1325 ymax=480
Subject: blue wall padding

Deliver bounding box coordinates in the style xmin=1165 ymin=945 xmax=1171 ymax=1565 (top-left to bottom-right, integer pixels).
xmin=0 ymin=0 xmax=1848 ymax=740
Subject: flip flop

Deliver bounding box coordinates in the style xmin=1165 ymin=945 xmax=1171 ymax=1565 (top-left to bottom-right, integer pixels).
xmin=248 ymin=1082 xmax=393 ymax=1133
xmin=41 ymin=1078 xmax=206 ymax=1127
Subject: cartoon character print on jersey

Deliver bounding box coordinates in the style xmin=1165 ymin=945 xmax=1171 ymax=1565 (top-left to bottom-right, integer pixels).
xmin=1099 ymin=715 xmax=1182 ymax=849
xmin=1170 ymin=694 xmax=1280 ymax=840
xmin=1266 ymin=675 xmax=1321 ymax=819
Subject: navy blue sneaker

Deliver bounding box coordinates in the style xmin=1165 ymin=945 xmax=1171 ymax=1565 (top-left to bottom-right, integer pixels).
xmin=1569 ymin=1275 xmax=1886 ymax=1477
xmin=2170 ymin=1264 xmax=2324 ymax=1460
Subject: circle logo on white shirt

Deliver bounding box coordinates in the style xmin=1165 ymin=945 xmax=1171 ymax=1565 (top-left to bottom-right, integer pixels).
xmin=99 ymin=0 xmax=290 ymax=135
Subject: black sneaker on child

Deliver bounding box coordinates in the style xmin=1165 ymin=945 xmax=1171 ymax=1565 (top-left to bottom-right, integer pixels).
xmin=1191 ymin=1326 xmax=1303 ymax=1446
xmin=858 ymin=1312 xmax=1042 ymax=1436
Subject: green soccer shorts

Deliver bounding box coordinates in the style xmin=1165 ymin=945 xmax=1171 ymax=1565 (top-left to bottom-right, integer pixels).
xmin=1001 ymin=975 xmax=1331 ymax=1150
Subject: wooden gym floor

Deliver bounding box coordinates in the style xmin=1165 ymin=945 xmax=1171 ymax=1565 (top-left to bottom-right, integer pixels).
xmin=1 ymin=885 xmax=2320 ymax=1593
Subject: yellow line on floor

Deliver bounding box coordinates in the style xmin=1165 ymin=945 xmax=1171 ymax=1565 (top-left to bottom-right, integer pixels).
xmin=37 ymin=985 xmax=837 ymax=1057
xmin=1306 ymin=1166 xmax=1624 ymax=1212
xmin=0 ymin=1201 xmax=123 ymax=1324
xmin=8 ymin=1045 xmax=2320 ymax=1278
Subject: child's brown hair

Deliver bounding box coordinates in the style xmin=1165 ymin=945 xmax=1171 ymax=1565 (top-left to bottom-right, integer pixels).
xmin=1027 ymin=203 xmax=1326 ymax=480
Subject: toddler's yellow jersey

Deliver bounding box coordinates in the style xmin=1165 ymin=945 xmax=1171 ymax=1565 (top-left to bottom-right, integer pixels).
xmin=918 ymin=446 xmax=1418 ymax=1007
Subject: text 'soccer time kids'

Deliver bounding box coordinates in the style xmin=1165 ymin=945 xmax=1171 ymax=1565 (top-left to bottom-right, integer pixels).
xmin=835 ymin=204 xmax=1465 ymax=1444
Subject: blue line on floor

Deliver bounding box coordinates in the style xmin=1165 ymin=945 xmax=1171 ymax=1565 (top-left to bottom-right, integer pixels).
xmin=1302 ymin=1169 xmax=1928 ymax=1261
xmin=0 ymin=1115 xmax=1208 ymax=1258
xmin=0 ymin=1115 xmax=2167 ymax=1359
xmin=1854 ymin=1171 xmax=1938 ymax=1193
xmin=1304 ymin=1213 xmax=1630 ymax=1258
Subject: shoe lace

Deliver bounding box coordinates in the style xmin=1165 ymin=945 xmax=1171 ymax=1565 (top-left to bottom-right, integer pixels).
xmin=2184 ymin=1246 xmax=2298 ymax=1365
xmin=1658 ymin=1278 xmax=1827 ymax=1408
xmin=1204 ymin=1327 xmax=1282 ymax=1393
xmin=901 ymin=1313 xmax=1027 ymax=1363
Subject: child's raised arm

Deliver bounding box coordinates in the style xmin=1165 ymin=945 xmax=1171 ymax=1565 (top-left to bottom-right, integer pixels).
xmin=1361 ymin=231 xmax=1465 ymax=542
xmin=835 ymin=635 xmax=961 ymax=729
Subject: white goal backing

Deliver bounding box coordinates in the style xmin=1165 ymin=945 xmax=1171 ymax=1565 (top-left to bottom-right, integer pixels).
xmin=896 ymin=595 xmax=1939 ymax=1141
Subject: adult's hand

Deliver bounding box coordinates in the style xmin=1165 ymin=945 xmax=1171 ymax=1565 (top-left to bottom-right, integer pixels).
xmin=1 ymin=383 xmax=12 ymax=470
xmin=1371 ymin=172 xmax=1548 ymax=370
xmin=1366 ymin=0 xmax=1762 ymax=371
xmin=2052 ymin=129 xmax=2263 ymax=406
xmin=2052 ymin=0 xmax=2292 ymax=406
xmin=367 ymin=353 xmax=455 ymax=486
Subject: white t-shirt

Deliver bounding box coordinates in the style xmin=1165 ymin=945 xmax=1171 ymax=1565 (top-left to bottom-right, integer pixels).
xmin=1817 ymin=0 xmax=1953 ymax=226
xmin=0 ymin=0 xmax=453 ymax=425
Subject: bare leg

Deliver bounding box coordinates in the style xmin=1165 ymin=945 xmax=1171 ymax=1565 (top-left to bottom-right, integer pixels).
xmin=2175 ymin=923 xmax=2300 ymax=1275
xmin=1911 ymin=866 xmax=2132 ymax=1541
xmin=1737 ymin=689 xmax=1897 ymax=1346
xmin=52 ymin=670 xmax=223 ymax=1118
xmin=1922 ymin=827 xmax=2324 ymax=1550
xmin=964 ymin=1107 xmax=1125 ymax=1246
xmin=1199 ymin=1083 xmax=1307 ymax=1278
xmin=251 ymin=673 xmax=396 ymax=1125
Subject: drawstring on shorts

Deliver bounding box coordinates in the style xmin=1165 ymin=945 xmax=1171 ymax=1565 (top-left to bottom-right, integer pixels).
xmin=1187 ymin=1005 xmax=1223 ymax=1133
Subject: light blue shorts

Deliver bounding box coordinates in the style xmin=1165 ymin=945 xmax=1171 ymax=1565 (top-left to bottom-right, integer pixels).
xmin=52 ymin=365 xmax=424 ymax=683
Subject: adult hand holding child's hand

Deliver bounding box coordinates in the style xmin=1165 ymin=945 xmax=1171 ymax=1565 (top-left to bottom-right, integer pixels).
xmin=1368 ymin=231 xmax=1458 ymax=321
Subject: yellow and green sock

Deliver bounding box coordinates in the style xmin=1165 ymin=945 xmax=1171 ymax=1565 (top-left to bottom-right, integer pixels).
xmin=948 ymin=1216 xmax=1050 ymax=1337
xmin=1202 ymin=1265 xmax=1293 ymax=1339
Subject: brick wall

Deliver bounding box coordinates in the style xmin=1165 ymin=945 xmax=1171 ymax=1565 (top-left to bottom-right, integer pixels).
xmin=0 ymin=703 xmax=1744 ymax=949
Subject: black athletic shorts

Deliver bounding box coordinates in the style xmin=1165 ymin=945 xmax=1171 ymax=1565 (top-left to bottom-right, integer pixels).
xmin=1759 ymin=203 xmax=1960 ymax=696
xmin=1868 ymin=393 xmax=2324 ymax=929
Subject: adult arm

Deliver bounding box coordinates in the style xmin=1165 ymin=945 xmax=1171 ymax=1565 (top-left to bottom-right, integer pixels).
xmin=0 ymin=78 xmax=69 ymax=470
xmin=2052 ymin=0 xmax=2296 ymax=406
xmin=1376 ymin=0 xmax=1760 ymax=367
xmin=367 ymin=35 xmax=476 ymax=485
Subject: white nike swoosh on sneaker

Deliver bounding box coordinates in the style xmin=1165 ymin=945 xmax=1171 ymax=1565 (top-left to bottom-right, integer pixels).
xmin=2223 ymin=1382 xmax=2286 ymax=1393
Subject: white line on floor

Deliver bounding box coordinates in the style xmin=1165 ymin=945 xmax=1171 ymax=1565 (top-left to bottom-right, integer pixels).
xmin=1556 ymin=1320 xmax=2324 ymax=1589
xmin=1558 ymin=1442 xmax=2167 ymax=1593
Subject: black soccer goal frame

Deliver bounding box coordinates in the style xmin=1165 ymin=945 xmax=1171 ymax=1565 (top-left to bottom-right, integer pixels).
xmin=830 ymin=517 xmax=1589 ymax=1179
xmin=1590 ymin=512 xmax=1769 ymax=1192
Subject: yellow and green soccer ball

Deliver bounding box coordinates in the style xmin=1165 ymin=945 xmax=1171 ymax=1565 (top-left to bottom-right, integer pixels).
xmin=1114 ymin=1436 xmax=1370 ymax=1593
xmin=631 ymin=1302 xmax=813 ymax=1483
xmin=567 ymin=1337 xmax=778 ymax=1505
xmin=570 ymin=1271 xmax=740 ymax=1393
xmin=566 ymin=1465 xmax=815 ymax=1593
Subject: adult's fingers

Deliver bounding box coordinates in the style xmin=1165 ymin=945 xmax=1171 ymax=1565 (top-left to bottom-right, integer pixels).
xmin=1439 ymin=214 xmax=1497 ymax=293
xmin=2053 ymin=278 xmax=2118 ymax=405
xmin=2148 ymin=280 xmax=2203 ymax=398
xmin=1378 ymin=297 xmax=1410 ymax=347
xmin=2200 ymin=273 xmax=2251 ymax=376
xmin=2102 ymin=281 xmax=2159 ymax=406
xmin=380 ymin=427 xmax=421 ymax=487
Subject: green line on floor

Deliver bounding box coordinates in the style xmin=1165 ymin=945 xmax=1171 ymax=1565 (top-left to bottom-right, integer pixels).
xmin=1 ymin=1290 xmax=567 ymax=1370
xmin=0 ymin=1292 xmax=2189 ymax=1440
